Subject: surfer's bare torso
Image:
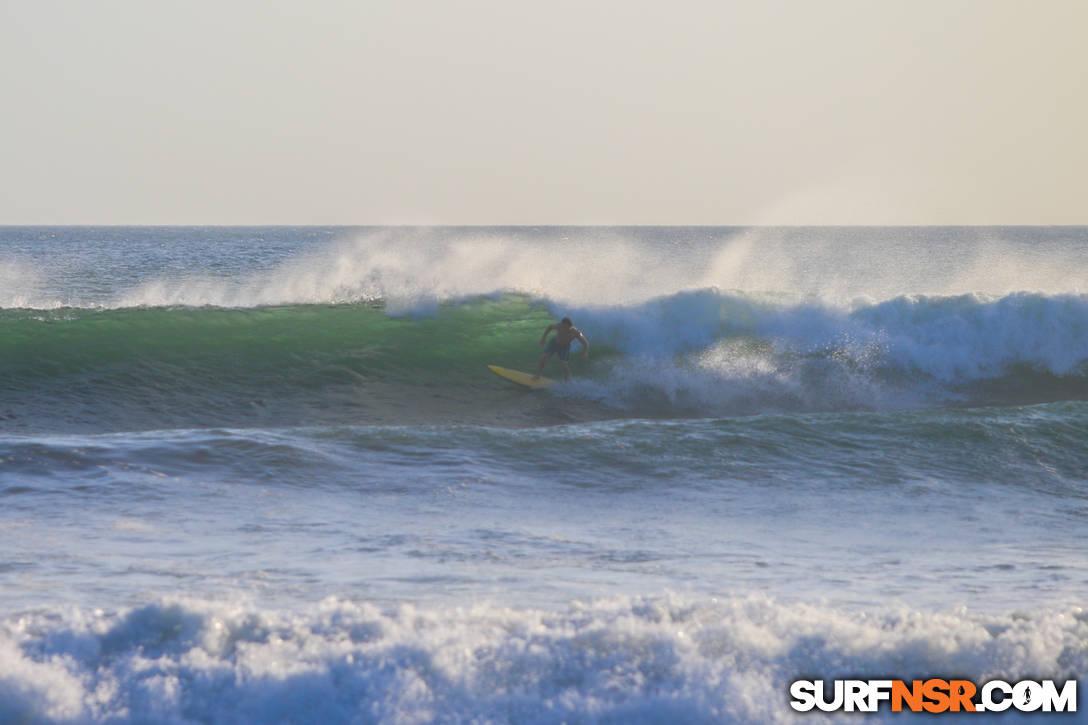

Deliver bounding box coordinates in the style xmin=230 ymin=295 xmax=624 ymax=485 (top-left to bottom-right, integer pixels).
xmin=550 ymin=324 xmax=582 ymax=347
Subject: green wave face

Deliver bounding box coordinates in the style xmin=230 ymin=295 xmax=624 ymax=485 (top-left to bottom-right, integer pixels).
xmin=0 ymin=297 xmax=602 ymax=433
xmin=2 ymin=298 xmax=540 ymax=374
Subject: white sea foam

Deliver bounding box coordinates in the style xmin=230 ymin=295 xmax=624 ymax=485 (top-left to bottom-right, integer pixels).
xmin=1 ymin=594 xmax=1084 ymax=724
xmin=558 ymin=289 xmax=1088 ymax=414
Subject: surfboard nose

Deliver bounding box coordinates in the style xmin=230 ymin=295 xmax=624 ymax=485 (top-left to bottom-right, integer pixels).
xmin=488 ymin=365 xmax=554 ymax=389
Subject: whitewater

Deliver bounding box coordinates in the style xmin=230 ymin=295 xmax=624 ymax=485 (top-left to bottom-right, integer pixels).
xmin=1 ymin=226 xmax=1087 ymax=723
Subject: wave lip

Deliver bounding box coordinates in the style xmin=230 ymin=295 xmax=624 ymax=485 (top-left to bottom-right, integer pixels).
xmin=2 ymin=594 xmax=1085 ymax=724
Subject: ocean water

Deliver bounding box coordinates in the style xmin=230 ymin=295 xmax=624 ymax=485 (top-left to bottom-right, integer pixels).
xmin=1 ymin=226 xmax=1087 ymax=723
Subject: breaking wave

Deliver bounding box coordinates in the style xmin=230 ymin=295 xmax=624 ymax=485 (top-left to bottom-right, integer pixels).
xmin=2 ymin=594 xmax=1085 ymax=724
xmin=1 ymin=290 xmax=1086 ymax=433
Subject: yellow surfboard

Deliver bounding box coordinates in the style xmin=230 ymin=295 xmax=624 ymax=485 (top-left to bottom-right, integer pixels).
xmin=488 ymin=365 xmax=554 ymax=389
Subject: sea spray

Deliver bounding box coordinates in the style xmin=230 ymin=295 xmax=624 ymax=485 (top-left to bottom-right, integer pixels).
xmin=4 ymin=226 xmax=1086 ymax=312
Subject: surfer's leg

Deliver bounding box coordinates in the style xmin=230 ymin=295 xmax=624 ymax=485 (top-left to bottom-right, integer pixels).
xmin=554 ymin=344 xmax=571 ymax=380
xmin=533 ymin=352 xmax=551 ymax=380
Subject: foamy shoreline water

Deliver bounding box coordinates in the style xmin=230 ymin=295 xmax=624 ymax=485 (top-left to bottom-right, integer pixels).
xmin=4 ymin=594 xmax=1085 ymax=724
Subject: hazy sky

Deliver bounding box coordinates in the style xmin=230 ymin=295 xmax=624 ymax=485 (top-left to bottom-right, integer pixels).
xmin=1 ymin=0 xmax=1085 ymax=224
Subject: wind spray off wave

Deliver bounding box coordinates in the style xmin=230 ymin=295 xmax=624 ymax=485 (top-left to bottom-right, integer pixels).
xmin=3 ymin=226 xmax=1086 ymax=311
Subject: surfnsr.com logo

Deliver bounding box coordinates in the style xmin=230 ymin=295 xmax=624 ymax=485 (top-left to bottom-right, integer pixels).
xmin=790 ymin=679 xmax=1077 ymax=714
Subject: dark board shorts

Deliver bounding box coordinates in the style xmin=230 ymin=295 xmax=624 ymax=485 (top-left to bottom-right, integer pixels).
xmin=546 ymin=339 xmax=571 ymax=361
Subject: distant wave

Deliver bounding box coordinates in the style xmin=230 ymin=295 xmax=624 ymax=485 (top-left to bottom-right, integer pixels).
xmin=1 ymin=291 xmax=1086 ymax=432
xmin=2 ymin=593 xmax=1084 ymax=724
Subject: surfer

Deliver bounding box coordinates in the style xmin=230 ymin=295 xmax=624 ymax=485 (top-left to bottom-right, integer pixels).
xmin=534 ymin=317 xmax=588 ymax=381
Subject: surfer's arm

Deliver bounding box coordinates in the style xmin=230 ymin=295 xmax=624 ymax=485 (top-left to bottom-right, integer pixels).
xmin=577 ymin=331 xmax=589 ymax=358
xmin=539 ymin=324 xmax=556 ymax=345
